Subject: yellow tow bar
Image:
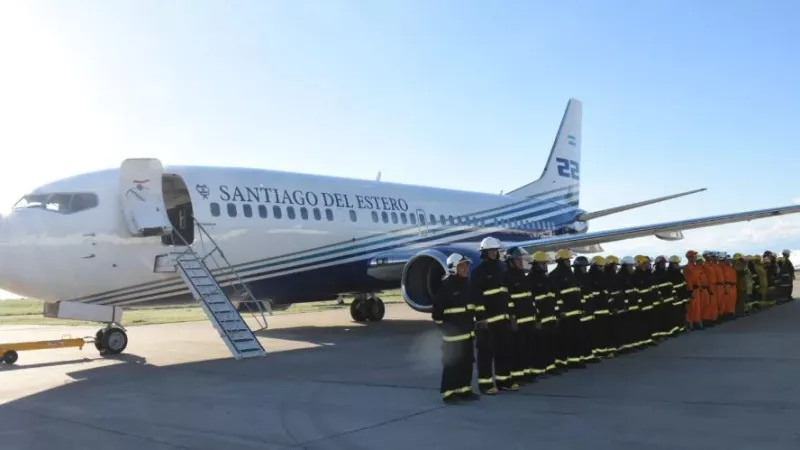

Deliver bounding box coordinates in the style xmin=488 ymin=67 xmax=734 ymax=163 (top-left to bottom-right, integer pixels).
xmin=1 ymin=337 xmax=89 ymax=365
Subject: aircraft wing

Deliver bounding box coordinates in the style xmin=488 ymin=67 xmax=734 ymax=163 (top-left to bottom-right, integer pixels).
xmin=517 ymin=203 xmax=800 ymax=253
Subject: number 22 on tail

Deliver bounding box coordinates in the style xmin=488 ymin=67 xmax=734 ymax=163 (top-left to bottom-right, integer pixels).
xmin=555 ymin=157 xmax=580 ymax=180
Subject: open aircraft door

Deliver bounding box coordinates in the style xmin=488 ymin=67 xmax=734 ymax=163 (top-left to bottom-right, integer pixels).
xmin=415 ymin=208 xmax=429 ymax=236
xmin=119 ymin=158 xmax=173 ymax=237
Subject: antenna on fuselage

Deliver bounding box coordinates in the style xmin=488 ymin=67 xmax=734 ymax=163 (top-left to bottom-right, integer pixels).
xmin=499 ymin=190 xmax=504 ymax=195
xmin=376 ymin=171 xmax=382 ymax=182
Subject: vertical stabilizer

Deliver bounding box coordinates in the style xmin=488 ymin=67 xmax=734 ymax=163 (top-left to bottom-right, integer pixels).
xmin=506 ymin=99 xmax=582 ymax=203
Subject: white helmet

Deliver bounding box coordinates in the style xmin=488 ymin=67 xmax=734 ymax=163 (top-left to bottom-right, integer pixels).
xmin=479 ymin=236 xmax=503 ymax=251
xmin=783 ymin=249 xmax=791 ymax=255
xmin=445 ymin=253 xmax=472 ymax=276
xmin=620 ymin=256 xmax=635 ymax=266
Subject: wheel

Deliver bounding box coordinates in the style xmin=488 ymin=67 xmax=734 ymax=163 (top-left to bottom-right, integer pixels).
xmin=366 ymin=297 xmax=385 ymax=322
xmin=350 ymin=297 xmax=368 ymax=322
xmin=3 ymin=350 xmax=18 ymax=365
xmin=100 ymin=328 xmax=128 ymax=355
xmin=94 ymin=329 xmax=107 ymax=351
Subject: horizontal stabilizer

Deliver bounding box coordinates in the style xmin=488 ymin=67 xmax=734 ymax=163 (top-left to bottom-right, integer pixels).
xmin=578 ymin=188 xmax=707 ymax=221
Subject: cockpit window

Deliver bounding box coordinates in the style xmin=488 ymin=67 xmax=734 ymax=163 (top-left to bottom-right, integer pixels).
xmin=13 ymin=192 xmax=98 ymax=214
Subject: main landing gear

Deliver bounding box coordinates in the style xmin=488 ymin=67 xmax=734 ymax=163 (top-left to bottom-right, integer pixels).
xmin=94 ymin=324 xmax=129 ymax=356
xmin=350 ymin=293 xmax=386 ymax=322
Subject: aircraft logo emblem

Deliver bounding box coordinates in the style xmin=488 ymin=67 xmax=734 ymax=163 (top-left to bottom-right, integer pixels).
xmin=196 ymin=184 xmax=210 ymax=200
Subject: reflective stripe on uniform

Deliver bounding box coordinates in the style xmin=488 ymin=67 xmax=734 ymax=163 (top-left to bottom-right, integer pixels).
xmin=629 ymin=305 xmax=640 ymax=311
xmin=642 ymin=305 xmax=654 ymax=311
xmin=563 ymin=310 xmax=581 ymax=317
xmin=561 ymin=287 xmax=580 ymax=294
xmin=594 ymin=309 xmax=610 ymax=315
xmin=511 ymin=292 xmax=532 ymax=299
xmin=443 ymin=307 xmax=468 ymax=314
xmin=517 ymin=316 xmax=536 ymax=324
xmin=484 ymin=287 xmax=508 ymax=295
xmin=625 ymin=288 xmax=637 ymax=294
xmin=487 ymin=314 xmax=508 ymax=323
xmin=442 ymin=331 xmax=474 ymax=342
xmin=580 ymin=315 xmax=595 ymax=322
xmin=540 ymin=316 xmax=557 ymax=323
xmin=475 ymin=305 xmax=486 ymax=312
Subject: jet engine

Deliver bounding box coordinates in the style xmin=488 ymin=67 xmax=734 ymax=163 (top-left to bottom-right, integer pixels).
xmin=400 ymin=247 xmax=481 ymax=312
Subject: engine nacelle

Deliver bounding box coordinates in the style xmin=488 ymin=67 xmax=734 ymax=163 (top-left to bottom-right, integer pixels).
xmin=401 ymin=247 xmax=481 ymax=312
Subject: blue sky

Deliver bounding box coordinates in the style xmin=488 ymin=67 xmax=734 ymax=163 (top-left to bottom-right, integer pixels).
xmin=0 ymin=0 xmax=799 ymax=296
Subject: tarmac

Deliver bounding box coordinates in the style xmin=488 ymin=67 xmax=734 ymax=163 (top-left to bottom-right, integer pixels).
xmin=2 ymin=284 xmax=800 ymax=450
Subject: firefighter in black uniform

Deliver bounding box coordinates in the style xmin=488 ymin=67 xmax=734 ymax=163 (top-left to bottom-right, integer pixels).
xmin=652 ymin=255 xmax=674 ymax=339
xmin=588 ymin=256 xmax=611 ymax=358
xmin=572 ymin=256 xmax=596 ymax=364
xmin=604 ymin=255 xmax=622 ymax=356
xmin=779 ymin=250 xmax=795 ymax=303
xmin=667 ymin=255 xmax=690 ymax=335
xmin=505 ymin=246 xmax=537 ymax=384
xmin=616 ymin=256 xmax=639 ymax=352
xmin=550 ymin=249 xmax=585 ymax=369
xmin=432 ymin=253 xmax=480 ymax=403
xmin=632 ymin=255 xmax=658 ymax=347
xmin=529 ymin=251 xmax=559 ymax=376
xmin=471 ymin=236 xmax=518 ymax=394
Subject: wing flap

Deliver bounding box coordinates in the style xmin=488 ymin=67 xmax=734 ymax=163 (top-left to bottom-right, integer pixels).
xmin=519 ymin=203 xmax=800 ymax=252
xmin=577 ymin=188 xmax=706 ymax=221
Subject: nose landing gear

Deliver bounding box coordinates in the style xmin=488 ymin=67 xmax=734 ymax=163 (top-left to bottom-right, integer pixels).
xmin=94 ymin=325 xmax=128 ymax=356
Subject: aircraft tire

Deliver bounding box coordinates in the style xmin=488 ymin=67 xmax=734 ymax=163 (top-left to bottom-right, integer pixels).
xmin=2 ymin=350 xmax=18 ymax=365
xmin=366 ymin=298 xmax=386 ymax=322
xmin=94 ymin=329 xmax=106 ymax=351
xmin=350 ymin=298 xmax=368 ymax=322
xmin=101 ymin=328 xmax=129 ymax=355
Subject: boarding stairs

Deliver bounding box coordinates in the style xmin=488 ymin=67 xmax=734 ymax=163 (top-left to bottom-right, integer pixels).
xmin=169 ymin=220 xmax=270 ymax=359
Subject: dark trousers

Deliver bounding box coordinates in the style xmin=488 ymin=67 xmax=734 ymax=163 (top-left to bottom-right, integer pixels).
xmin=616 ymin=310 xmax=637 ymax=351
xmin=592 ymin=313 xmax=612 ymax=356
xmin=533 ymin=322 xmax=557 ymax=373
xmin=578 ymin=317 xmax=595 ymax=361
xmin=512 ymin=321 xmax=537 ymax=380
xmin=476 ymin=320 xmax=513 ymax=389
xmin=440 ymin=337 xmax=475 ymax=399
xmin=559 ymin=316 xmax=583 ymax=365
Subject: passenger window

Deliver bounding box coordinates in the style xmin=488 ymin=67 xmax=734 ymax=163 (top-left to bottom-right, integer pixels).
xmin=448 ymin=215 xmax=455 ymax=225
xmin=349 ymin=210 xmax=357 ymax=222
xmin=391 ymin=212 xmax=398 ymax=224
xmin=210 ymin=202 xmax=221 ymax=217
xmin=440 ymin=215 xmax=446 ymax=225
xmin=381 ymin=211 xmax=389 ymax=223
xmin=227 ymin=203 xmax=237 ymax=217
xmin=419 ymin=214 xmax=426 ymax=225
xmin=242 ymin=204 xmax=253 ymax=218
xmin=273 ymin=205 xmax=282 ymax=219
xmin=313 ymin=208 xmax=322 ymax=220
xmin=301 ymin=207 xmax=309 ymax=220
xmin=409 ymin=213 xmax=417 ymax=225
xmin=287 ymin=206 xmax=296 ymax=220
xmin=429 ymin=214 xmax=436 ymax=225
xmin=400 ymin=213 xmax=407 ymax=224
xmin=258 ymin=205 xmax=268 ymax=218
xmin=371 ymin=211 xmax=379 ymax=223
xmin=325 ymin=209 xmax=334 ymax=221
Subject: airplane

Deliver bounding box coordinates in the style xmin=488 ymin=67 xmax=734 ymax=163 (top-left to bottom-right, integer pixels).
xmin=1 ymin=98 xmax=799 ymax=358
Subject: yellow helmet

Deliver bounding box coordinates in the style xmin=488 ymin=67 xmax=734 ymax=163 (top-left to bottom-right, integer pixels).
xmin=753 ymin=255 xmax=762 ymax=262
xmin=532 ymin=251 xmax=549 ymax=263
xmin=634 ymin=254 xmax=649 ymax=265
xmin=605 ymin=255 xmax=619 ymax=264
xmin=668 ymin=255 xmax=681 ymax=264
xmin=555 ymin=249 xmax=571 ymax=260
xmin=591 ymin=255 xmax=606 ymax=266
xmin=733 ymin=253 xmax=743 ymax=259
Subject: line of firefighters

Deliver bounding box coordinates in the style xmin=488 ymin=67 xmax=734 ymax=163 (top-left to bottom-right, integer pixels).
xmin=432 ymin=238 xmax=796 ymax=403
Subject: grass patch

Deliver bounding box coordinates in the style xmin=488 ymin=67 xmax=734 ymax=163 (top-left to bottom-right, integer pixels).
xmin=0 ymin=291 xmax=405 ymax=326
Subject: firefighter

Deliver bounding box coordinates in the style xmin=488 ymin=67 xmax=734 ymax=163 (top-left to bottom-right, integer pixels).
xmin=721 ymin=254 xmax=737 ymax=319
xmin=550 ymin=249 xmax=585 ymax=368
xmin=778 ymin=250 xmax=795 ymax=303
xmin=667 ymin=255 xmax=690 ymax=334
xmin=732 ymin=254 xmax=749 ymax=316
xmin=616 ymin=256 xmax=640 ymax=351
xmin=683 ymin=251 xmax=705 ymax=330
xmin=432 ymin=253 xmax=479 ymax=403
xmin=604 ymin=255 xmax=622 ymax=356
xmin=505 ymin=246 xmax=536 ymax=384
xmin=751 ymin=255 xmax=769 ymax=310
xmin=588 ymin=256 xmax=611 ymax=358
xmin=632 ymin=255 xmax=658 ymax=347
xmin=652 ymin=255 xmax=674 ymax=338
xmin=471 ymin=237 xmax=517 ymax=394
xmin=572 ymin=256 xmax=596 ymax=364
xmin=529 ymin=251 xmax=559 ymax=376
xmin=763 ymin=251 xmax=777 ymax=294
xmin=700 ymin=252 xmax=720 ymax=325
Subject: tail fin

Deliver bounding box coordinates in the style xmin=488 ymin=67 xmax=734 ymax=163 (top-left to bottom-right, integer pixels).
xmin=506 ymin=98 xmax=582 ymax=202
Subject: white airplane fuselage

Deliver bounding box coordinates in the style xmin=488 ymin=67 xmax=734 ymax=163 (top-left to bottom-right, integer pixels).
xmin=0 ymin=165 xmax=582 ymax=309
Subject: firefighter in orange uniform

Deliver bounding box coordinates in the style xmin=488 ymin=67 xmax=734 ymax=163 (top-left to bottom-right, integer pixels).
xmin=721 ymin=254 xmax=737 ymax=319
xmin=700 ymin=251 xmax=720 ymax=325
